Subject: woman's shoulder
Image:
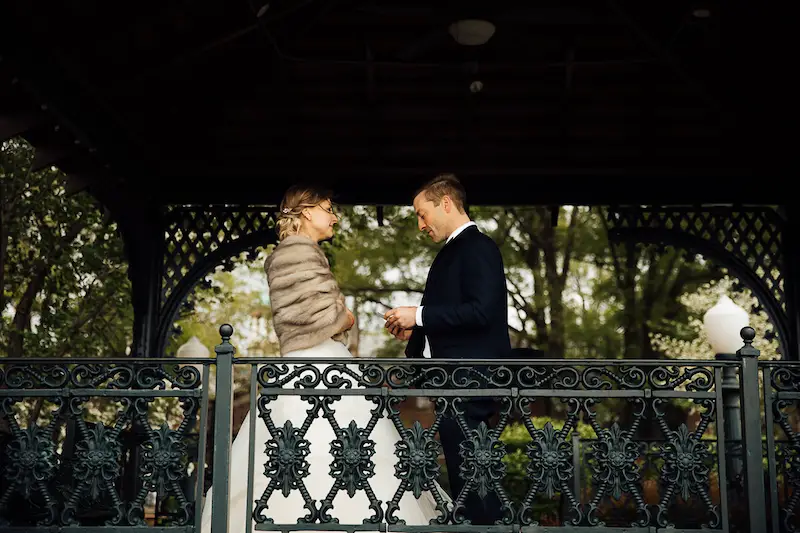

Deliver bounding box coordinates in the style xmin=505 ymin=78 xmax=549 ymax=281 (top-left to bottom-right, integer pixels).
xmin=265 ymin=236 xmax=326 ymax=271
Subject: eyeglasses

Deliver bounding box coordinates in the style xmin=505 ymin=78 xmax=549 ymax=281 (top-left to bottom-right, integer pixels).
xmin=317 ymin=204 xmax=336 ymax=215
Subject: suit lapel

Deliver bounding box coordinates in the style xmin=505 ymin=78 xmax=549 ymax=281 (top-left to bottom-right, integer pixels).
xmin=421 ymin=226 xmax=477 ymax=305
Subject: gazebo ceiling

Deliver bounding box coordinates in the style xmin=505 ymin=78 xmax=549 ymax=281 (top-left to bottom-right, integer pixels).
xmin=0 ymin=0 xmax=781 ymax=206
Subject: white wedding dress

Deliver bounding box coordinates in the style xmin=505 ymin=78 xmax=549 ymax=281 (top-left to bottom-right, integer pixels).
xmin=200 ymin=339 xmax=450 ymax=532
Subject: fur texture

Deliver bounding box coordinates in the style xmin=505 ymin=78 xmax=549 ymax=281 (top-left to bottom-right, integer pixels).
xmin=264 ymin=235 xmax=350 ymax=355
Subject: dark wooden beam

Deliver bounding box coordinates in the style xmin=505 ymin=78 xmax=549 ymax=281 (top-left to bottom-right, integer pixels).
xmin=605 ymin=0 xmax=723 ymax=116
xmin=64 ymin=174 xmax=91 ymax=196
xmin=364 ymin=41 xmax=380 ymax=168
xmin=286 ymin=0 xmax=354 ymax=44
xmin=151 ymin=174 xmax=775 ymax=207
xmin=132 ymin=23 xmax=260 ymax=84
xmin=31 ymin=145 xmax=73 ymax=172
xmin=0 ymin=112 xmax=46 ymax=141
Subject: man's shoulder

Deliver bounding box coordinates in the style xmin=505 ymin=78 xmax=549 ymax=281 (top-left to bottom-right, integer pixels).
xmin=462 ymin=226 xmax=501 ymax=250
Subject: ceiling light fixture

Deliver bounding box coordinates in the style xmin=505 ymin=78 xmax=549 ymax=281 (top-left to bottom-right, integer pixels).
xmin=448 ymin=19 xmax=496 ymax=46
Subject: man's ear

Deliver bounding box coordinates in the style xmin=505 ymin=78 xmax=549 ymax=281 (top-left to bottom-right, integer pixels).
xmin=442 ymin=195 xmax=452 ymax=213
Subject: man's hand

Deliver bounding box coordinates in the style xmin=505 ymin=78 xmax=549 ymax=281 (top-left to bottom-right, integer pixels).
xmin=388 ymin=325 xmax=413 ymax=341
xmin=384 ymin=306 xmax=417 ymax=330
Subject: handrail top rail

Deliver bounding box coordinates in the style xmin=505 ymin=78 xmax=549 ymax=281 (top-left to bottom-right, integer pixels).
xmin=0 ymin=356 xmax=747 ymax=366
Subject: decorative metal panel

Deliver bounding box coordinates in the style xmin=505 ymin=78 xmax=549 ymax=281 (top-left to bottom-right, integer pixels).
xmin=604 ymin=205 xmax=787 ymax=352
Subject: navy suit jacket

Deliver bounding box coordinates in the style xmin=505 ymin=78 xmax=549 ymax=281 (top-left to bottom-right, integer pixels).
xmin=405 ymin=225 xmax=511 ymax=361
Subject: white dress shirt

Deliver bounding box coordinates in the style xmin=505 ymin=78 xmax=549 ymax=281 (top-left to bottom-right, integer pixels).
xmin=416 ymin=221 xmax=477 ymax=358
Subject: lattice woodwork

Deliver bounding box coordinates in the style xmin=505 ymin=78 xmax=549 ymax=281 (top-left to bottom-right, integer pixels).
xmin=160 ymin=206 xmax=278 ymax=307
xmin=604 ymin=205 xmax=787 ymax=344
xmin=155 ymin=204 xmax=790 ymax=357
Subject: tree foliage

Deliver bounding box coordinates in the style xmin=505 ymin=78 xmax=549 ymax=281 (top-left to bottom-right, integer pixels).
xmin=1 ymin=138 xmax=133 ymax=358
xmin=324 ymin=204 xmax=764 ymax=361
xmin=650 ymin=273 xmax=780 ymax=360
xmin=3 ymin=136 xmax=781 ymax=372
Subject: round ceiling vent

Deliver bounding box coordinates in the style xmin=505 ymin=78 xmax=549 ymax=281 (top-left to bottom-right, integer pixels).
xmin=448 ymin=19 xmax=496 ymax=46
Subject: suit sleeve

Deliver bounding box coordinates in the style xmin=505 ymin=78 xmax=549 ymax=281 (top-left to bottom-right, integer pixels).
xmin=421 ymin=238 xmax=506 ymax=332
xmin=404 ymin=328 xmax=425 ymax=358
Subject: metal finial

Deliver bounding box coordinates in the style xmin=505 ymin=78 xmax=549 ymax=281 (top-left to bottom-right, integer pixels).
xmin=219 ymin=324 xmax=234 ymax=340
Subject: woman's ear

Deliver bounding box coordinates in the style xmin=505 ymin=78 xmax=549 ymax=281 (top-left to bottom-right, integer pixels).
xmin=302 ymin=207 xmax=312 ymax=220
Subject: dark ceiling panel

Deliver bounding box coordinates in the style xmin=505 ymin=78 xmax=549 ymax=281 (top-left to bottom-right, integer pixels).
xmin=0 ymin=0 xmax=781 ymax=207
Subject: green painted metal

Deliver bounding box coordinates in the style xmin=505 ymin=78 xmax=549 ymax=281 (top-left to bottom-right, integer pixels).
xmin=193 ymin=364 xmax=212 ymax=529
xmin=0 ymin=325 xmax=796 ymax=531
xmin=737 ymin=327 xmax=767 ymax=533
xmin=210 ymin=325 xmax=236 ymax=533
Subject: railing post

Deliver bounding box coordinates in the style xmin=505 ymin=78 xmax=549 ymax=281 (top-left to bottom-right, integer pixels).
xmin=736 ymin=326 xmax=766 ymax=532
xmin=715 ymin=352 xmax=743 ymax=479
xmin=211 ymin=324 xmax=236 ymax=533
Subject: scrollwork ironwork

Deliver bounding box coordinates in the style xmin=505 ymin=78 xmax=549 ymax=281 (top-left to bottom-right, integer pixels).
xmin=394 ymin=421 xmax=441 ymax=499
xmin=655 ymin=400 xmax=719 ymax=530
xmin=771 ymin=366 xmax=800 ymax=392
xmin=63 ymin=421 xmax=124 ymax=525
xmin=766 ymin=373 xmax=800 ymax=532
xmin=266 ymin=420 xmax=312 ymax=497
xmin=4 ymin=425 xmax=58 ymax=499
xmin=459 ymin=422 xmax=506 ymax=500
xmin=649 ymin=366 xmax=714 ymax=392
xmin=527 ymin=422 xmax=572 ymax=499
xmin=254 ymin=361 xmax=730 ymax=396
xmin=0 ymin=362 xmax=201 ymax=390
xmin=0 ymin=355 xmax=759 ymax=529
xmin=329 ymin=420 xmax=376 ymax=497
xmin=583 ymin=397 xmax=650 ymax=528
xmin=0 ymin=358 xmax=202 ymax=528
xmin=254 ymin=395 xmax=320 ymax=525
xmin=0 ymin=365 xmax=69 ymax=389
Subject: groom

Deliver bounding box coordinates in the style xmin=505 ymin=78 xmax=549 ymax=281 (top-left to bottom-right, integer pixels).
xmin=384 ymin=174 xmax=511 ymax=525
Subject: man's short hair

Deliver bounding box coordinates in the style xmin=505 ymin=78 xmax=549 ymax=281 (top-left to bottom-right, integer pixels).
xmin=414 ymin=173 xmax=467 ymax=213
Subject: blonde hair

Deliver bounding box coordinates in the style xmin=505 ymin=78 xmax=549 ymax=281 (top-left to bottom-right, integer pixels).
xmin=276 ymin=184 xmax=333 ymax=241
xmin=414 ymin=173 xmax=467 ymax=213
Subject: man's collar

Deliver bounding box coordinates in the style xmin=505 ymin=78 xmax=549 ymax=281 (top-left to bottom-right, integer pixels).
xmin=445 ymin=221 xmax=477 ymax=244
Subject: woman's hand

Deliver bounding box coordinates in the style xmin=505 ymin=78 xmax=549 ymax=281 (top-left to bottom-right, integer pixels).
xmin=345 ymin=309 xmax=355 ymax=330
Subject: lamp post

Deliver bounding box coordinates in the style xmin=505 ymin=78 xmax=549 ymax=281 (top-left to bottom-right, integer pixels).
xmin=703 ymin=295 xmax=749 ymax=480
xmin=176 ymin=336 xmax=211 ymax=380
xmin=175 ymin=336 xmax=211 ymax=503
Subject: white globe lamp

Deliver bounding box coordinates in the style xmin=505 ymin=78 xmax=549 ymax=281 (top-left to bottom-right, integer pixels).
xmin=703 ymin=294 xmax=750 ymax=479
xmin=703 ymin=295 xmax=749 ymax=355
xmin=177 ymin=336 xmax=210 ymax=358
xmin=176 ymin=336 xmax=210 ymax=382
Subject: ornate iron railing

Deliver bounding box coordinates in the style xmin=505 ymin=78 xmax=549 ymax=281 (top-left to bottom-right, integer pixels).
xmin=0 ymin=326 xmax=795 ymax=532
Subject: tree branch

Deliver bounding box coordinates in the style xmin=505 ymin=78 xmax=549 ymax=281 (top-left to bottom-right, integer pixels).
xmin=652 ymin=249 xmax=680 ymax=307
xmin=56 ymin=278 xmax=115 ymax=358
xmin=361 ymin=296 xmax=395 ymax=311
xmin=641 ymin=245 xmax=660 ymax=313
xmin=559 ymin=206 xmax=581 ymax=285
xmin=508 ymin=208 xmax=544 ymax=249
xmin=506 ymin=275 xmax=537 ymax=321
xmin=599 ymin=213 xmax=627 ymax=292
xmin=9 ymin=219 xmax=88 ymax=357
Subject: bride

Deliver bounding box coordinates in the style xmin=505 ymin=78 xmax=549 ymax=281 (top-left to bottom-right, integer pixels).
xmin=200 ymin=185 xmax=450 ymax=532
